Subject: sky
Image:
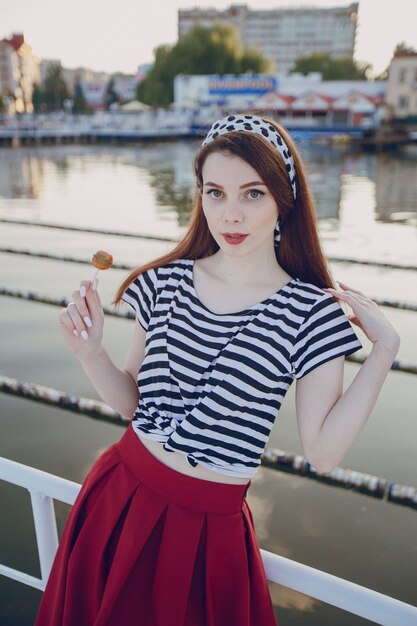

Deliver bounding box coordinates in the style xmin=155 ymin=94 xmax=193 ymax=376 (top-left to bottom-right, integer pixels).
xmin=2 ymin=0 xmax=417 ymax=76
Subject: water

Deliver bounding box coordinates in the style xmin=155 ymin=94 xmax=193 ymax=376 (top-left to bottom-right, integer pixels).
xmin=0 ymin=141 xmax=416 ymax=625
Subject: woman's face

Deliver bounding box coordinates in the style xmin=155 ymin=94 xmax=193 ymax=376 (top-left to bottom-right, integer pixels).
xmin=201 ymin=151 xmax=279 ymax=256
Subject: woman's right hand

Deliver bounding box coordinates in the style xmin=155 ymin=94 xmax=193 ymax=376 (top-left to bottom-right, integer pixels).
xmin=58 ymin=279 xmax=105 ymax=359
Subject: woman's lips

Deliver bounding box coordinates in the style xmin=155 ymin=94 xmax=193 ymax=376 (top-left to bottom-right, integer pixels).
xmin=222 ymin=234 xmax=248 ymax=245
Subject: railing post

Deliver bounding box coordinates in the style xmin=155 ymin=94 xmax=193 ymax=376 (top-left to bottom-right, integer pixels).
xmin=30 ymin=491 xmax=59 ymax=584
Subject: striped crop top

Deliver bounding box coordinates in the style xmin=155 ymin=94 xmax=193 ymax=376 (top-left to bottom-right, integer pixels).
xmin=121 ymin=257 xmax=363 ymax=478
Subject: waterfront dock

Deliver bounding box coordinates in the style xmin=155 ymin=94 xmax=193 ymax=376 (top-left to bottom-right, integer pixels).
xmin=2 ymin=111 xmax=415 ymax=148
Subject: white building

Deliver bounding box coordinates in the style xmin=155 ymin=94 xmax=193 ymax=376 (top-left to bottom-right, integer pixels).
xmin=174 ymin=72 xmax=386 ymax=128
xmin=385 ymin=51 xmax=417 ymax=120
xmin=178 ymin=3 xmax=358 ymax=75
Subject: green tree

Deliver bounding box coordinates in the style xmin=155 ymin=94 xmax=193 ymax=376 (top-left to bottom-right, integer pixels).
xmin=137 ymin=24 xmax=271 ymax=106
xmin=105 ymin=77 xmax=119 ymax=110
xmin=42 ymin=62 xmax=71 ymax=111
xmin=0 ymin=93 xmax=7 ymax=114
xmin=240 ymin=47 xmax=273 ymax=74
xmin=73 ymin=81 xmax=88 ymax=113
xmin=290 ymin=52 xmax=371 ymax=80
xmin=32 ymin=83 xmax=43 ymax=113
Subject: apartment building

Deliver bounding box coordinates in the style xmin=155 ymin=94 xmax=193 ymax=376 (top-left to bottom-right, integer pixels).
xmin=0 ymin=33 xmax=40 ymax=113
xmin=178 ymin=3 xmax=358 ymax=75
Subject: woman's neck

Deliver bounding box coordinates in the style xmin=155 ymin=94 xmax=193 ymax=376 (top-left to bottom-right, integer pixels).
xmin=208 ymin=249 xmax=284 ymax=287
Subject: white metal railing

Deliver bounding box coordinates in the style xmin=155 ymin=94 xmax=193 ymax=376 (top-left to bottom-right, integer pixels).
xmin=0 ymin=457 xmax=79 ymax=590
xmin=1 ymin=457 xmax=417 ymax=625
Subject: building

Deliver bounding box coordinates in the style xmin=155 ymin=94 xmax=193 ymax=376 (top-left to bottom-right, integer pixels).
xmin=178 ymin=3 xmax=358 ymax=75
xmin=40 ymin=60 xmax=140 ymax=111
xmin=40 ymin=61 xmax=110 ymax=89
xmin=0 ymin=33 xmax=40 ymax=113
xmin=385 ymin=51 xmax=417 ymax=121
xmin=174 ymin=72 xmax=386 ymax=129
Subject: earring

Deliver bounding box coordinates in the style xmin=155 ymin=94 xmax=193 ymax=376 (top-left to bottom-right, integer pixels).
xmin=274 ymin=218 xmax=281 ymax=247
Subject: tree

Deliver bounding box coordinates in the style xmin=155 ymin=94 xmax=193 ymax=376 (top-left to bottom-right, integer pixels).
xmin=104 ymin=77 xmax=119 ymax=110
xmin=0 ymin=93 xmax=7 ymax=114
xmin=393 ymin=41 xmax=417 ymax=56
xmin=290 ymin=52 xmax=371 ymax=80
xmin=32 ymin=83 xmax=43 ymax=113
xmin=42 ymin=62 xmax=71 ymax=111
xmin=374 ymin=68 xmax=388 ymax=81
xmin=73 ymin=81 xmax=88 ymax=113
xmin=137 ymin=24 xmax=272 ymax=106
xmin=240 ymin=47 xmax=273 ymax=74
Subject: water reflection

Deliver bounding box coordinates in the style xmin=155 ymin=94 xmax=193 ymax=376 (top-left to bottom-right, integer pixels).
xmin=148 ymin=167 xmax=194 ymax=228
xmin=0 ymin=150 xmax=44 ymax=199
xmin=0 ymin=143 xmax=416 ymax=234
xmin=375 ymin=153 xmax=417 ymax=223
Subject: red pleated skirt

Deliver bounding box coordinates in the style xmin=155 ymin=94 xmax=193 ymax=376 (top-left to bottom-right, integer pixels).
xmin=34 ymin=422 xmax=277 ymax=626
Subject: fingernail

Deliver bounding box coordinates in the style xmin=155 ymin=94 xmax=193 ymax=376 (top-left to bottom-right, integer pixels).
xmin=83 ymin=315 xmax=92 ymax=328
xmin=80 ymin=285 xmax=86 ymax=298
xmin=73 ymin=329 xmax=79 ymax=337
xmin=81 ymin=330 xmax=89 ymax=341
xmin=92 ymin=278 xmax=98 ymax=291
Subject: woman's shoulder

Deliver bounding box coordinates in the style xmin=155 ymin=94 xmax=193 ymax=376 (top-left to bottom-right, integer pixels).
xmin=161 ymin=257 xmax=192 ymax=268
xmin=153 ymin=257 xmax=192 ymax=284
xmin=291 ymin=277 xmax=330 ymax=301
xmin=157 ymin=257 xmax=192 ymax=274
xmin=288 ymin=278 xmax=338 ymax=322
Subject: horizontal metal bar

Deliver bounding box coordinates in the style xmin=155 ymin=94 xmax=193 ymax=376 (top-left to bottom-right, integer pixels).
xmin=0 ymin=219 xmax=415 ymax=270
xmin=1 ymin=251 xmax=416 ymax=311
xmin=0 ymin=455 xmax=81 ymax=505
xmin=1 ymin=375 xmax=416 ymax=509
xmin=0 ymin=375 xmax=130 ymax=426
xmin=0 ymin=218 xmax=178 ymax=242
xmin=0 ymin=563 xmax=45 ymax=591
xmin=3 ymin=285 xmax=417 ymax=320
xmin=0 ymin=247 xmax=133 ymax=270
xmin=0 ymin=287 xmax=134 ymax=319
xmin=261 ymin=550 xmax=417 ymax=625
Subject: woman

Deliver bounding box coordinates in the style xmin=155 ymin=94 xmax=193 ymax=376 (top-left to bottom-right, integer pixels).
xmin=35 ymin=114 xmax=400 ymax=626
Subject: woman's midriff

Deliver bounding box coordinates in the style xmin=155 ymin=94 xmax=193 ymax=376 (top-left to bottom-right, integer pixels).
xmin=135 ymin=432 xmax=251 ymax=485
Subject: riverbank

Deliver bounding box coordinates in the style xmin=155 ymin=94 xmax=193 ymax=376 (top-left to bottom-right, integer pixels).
xmin=3 ymin=110 xmax=416 ymax=150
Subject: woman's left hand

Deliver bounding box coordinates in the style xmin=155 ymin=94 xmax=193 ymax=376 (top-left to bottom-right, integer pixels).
xmin=325 ymin=281 xmax=400 ymax=351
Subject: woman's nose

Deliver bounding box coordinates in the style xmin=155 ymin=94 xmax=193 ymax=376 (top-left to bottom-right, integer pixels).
xmin=223 ymin=199 xmax=244 ymax=222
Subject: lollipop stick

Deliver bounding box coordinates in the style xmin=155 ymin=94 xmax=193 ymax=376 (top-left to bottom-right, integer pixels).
xmin=92 ymin=268 xmax=99 ymax=289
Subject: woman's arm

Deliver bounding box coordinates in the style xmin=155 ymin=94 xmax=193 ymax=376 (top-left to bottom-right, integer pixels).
xmin=58 ymin=279 xmax=146 ymax=419
xmin=295 ymin=281 xmax=400 ymax=473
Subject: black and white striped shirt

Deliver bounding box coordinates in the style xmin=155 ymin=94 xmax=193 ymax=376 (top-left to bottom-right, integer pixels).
xmin=121 ymin=257 xmax=363 ymax=478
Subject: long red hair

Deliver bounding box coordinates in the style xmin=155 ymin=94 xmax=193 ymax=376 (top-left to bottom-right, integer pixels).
xmin=113 ymin=115 xmax=335 ymax=305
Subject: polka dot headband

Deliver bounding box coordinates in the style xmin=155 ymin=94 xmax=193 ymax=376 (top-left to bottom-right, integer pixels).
xmin=201 ymin=114 xmax=297 ymax=200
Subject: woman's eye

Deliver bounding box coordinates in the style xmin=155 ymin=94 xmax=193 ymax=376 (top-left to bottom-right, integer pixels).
xmin=207 ymin=189 xmax=223 ymax=198
xmin=247 ymin=189 xmax=265 ymax=199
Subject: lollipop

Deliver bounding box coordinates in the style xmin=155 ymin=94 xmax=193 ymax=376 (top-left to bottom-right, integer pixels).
xmin=91 ymin=250 xmax=113 ymax=285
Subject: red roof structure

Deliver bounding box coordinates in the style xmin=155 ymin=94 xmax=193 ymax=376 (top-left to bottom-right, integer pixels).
xmin=4 ymin=33 xmax=25 ymax=51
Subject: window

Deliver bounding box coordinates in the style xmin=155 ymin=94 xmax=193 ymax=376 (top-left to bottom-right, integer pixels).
xmin=399 ymin=68 xmax=407 ymax=83
xmin=398 ymin=95 xmax=409 ymax=108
